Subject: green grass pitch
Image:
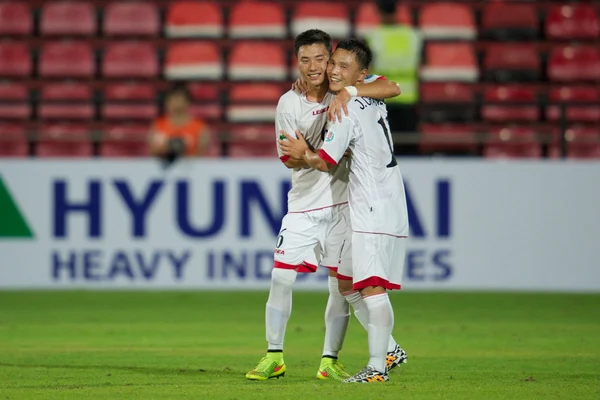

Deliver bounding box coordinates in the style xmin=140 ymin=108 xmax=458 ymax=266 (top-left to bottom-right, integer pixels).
xmin=0 ymin=291 xmax=599 ymax=399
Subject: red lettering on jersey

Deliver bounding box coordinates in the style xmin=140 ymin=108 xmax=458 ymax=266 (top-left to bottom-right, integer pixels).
xmin=275 ymin=249 xmax=285 ymax=255
xmin=312 ymin=107 xmax=328 ymax=116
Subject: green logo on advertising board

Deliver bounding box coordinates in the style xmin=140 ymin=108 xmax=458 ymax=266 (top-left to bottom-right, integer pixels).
xmin=0 ymin=176 xmax=34 ymax=238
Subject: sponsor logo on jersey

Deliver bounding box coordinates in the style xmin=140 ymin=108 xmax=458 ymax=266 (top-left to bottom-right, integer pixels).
xmin=312 ymin=106 xmax=328 ymax=116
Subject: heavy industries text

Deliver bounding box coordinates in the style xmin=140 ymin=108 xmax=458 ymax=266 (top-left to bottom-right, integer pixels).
xmin=50 ymin=178 xmax=453 ymax=283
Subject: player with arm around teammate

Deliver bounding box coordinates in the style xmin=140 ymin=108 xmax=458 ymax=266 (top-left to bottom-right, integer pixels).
xmin=280 ymin=39 xmax=409 ymax=383
xmin=246 ymin=30 xmax=405 ymax=382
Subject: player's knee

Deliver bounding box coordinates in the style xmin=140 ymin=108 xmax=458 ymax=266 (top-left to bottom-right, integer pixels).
xmin=271 ymin=268 xmax=297 ymax=288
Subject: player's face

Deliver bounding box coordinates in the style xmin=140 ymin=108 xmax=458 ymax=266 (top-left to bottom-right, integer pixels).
xmin=297 ymin=43 xmax=330 ymax=87
xmin=166 ymin=94 xmax=189 ymax=118
xmin=327 ymin=49 xmax=367 ymax=92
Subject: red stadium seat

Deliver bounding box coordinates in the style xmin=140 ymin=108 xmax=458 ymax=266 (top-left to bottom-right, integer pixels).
xmin=549 ymin=126 xmax=600 ymax=159
xmin=37 ymin=123 xmax=93 ymax=157
xmin=165 ymin=42 xmax=222 ymax=80
xmin=483 ymin=43 xmax=540 ymax=82
xmin=0 ymin=41 xmax=31 ymax=77
xmin=101 ymin=83 xmax=157 ymax=121
xmin=103 ymin=42 xmax=158 ymax=78
xmin=564 ymin=144 xmax=600 ymax=159
xmin=420 ymin=43 xmax=478 ymax=82
xmin=481 ymin=2 xmax=538 ymax=40
xmin=230 ymin=1 xmax=285 ymax=39
xmin=188 ymin=82 xmax=220 ymax=101
xmin=228 ymin=123 xmax=273 ymax=142
xmin=0 ymin=82 xmax=29 ymax=120
xmin=40 ymin=1 xmax=96 ymax=36
xmin=484 ymin=126 xmax=540 ymax=159
xmin=0 ymin=2 xmax=32 ymax=36
xmin=229 ymin=42 xmax=286 ymax=81
xmin=227 ymin=83 xmax=283 ymax=122
xmin=546 ymin=86 xmax=600 ymax=123
xmin=103 ymin=2 xmax=159 ymax=36
xmin=204 ymin=139 xmax=222 ymax=158
xmin=165 ymin=1 xmax=223 ymax=38
xmin=355 ymin=3 xmax=381 ymax=37
xmin=0 ymin=122 xmax=28 ymax=157
xmin=39 ymin=41 xmax=94 ymax=78
xmin=484 ymin=143 xmax=541 ymax=159
xmin=419 ymin=3 xmax=476 ymax=40
xmin=291 ymin=2 xmax=350 ymax=39
xmin=482 ymin=85 xmax=539 ymax=122
xmin=228 ymin=140 xmax=278 ymax=158
xmin=38 ymin=83 xmax=94 ymax=120
xmin=395 ymin=4 xmax=412 ymax=26
xmin=188 ymin=82 xmax=222 ymax=121
xmin=546 ymin=4 xmax=600 ymax=40
xmin=100 ymin=124 xmax=149 ymax=157
xmin=420 ymin=82 xmax=476 ymax=123
xmin=548 ymin=46 xmax=600 ymax=82
xmin=419 ymin=123 xmax=478 ymax=154
xmin=355 ymin=3 xmax=412 ymax=37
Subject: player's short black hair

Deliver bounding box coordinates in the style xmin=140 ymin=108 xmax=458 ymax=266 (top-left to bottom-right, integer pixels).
xmin=335 ymin=38 xmax=373 ymax=70
xmin=377 ymin=0 xmax=397 ymax=15
xmin=165 ymin=85 xmax=191 ymax=103
xmin=294 ymin=29 xmax=333 ymax=56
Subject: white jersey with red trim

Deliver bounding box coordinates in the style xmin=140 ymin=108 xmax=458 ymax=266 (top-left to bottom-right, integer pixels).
xmin=275 ymin=89 xmax=349 ymax=212
xmin=319 ymin=96 xmax=409 ymax=237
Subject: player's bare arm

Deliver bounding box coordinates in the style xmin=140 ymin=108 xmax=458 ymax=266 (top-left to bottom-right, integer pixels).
xmin=282 ymin=157 xmax=309 ymax=169
xmin=328 ymin=79 xmax=401 ymax=122
xmin=279 ymin=130 xmax=331 ymax=172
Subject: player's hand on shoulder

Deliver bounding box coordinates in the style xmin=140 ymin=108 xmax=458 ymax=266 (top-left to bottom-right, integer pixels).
xmin=292 ymin=77 xmax=309 ymax=94
xmin=328 ymin=90 xmax=350 ymax=123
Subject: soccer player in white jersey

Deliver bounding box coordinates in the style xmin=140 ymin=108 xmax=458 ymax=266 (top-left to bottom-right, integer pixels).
xmin=246 ymin=30 xmax=405 ymax=381
xmin=279 ymin=38 xmax=409 ymax=383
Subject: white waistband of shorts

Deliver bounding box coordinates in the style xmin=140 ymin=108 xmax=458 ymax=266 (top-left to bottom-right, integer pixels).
xmin=287 ymin=201 xmax=349 ymax=214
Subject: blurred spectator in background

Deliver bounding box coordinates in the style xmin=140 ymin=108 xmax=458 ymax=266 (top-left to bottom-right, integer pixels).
xmin=150 ymin=87 xmax=210 ymax=163
xmin=365 ymin=0 xmax=422 ymax=153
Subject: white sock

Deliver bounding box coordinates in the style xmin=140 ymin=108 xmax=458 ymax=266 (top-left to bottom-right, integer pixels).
xmin=265 ymin=268 xmax=297 ymax=350
xmin=363 ymin=293 xmax=395 ymax=373
xmin=345 ymin=290 xmax=398 ymax=353
xmin=322 ymin=277 xmax=350 ymax=357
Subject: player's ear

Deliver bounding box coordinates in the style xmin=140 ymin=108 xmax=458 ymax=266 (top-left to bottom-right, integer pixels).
xmin=358 ymin=68 xmax=368 ymax=82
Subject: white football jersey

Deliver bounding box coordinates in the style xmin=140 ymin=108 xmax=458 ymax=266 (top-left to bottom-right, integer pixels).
xmin=275 ymin=89 xmax=349 ymax=212
xmin=319 ymin=96 xmax=409 ymax=237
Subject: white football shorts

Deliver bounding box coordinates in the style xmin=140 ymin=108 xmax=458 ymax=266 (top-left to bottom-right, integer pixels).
xmin=274 ymin=203 xmax=351 ymax=274
xmin=351 ymin=231 xmax=406 ymax=291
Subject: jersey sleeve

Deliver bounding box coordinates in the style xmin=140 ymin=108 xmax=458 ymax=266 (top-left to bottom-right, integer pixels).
xmin=319 ymin=116 xmax=354 ymax=165
xmin=275 ymin=96 xmax=298 ymax=163
xmin=363 ymin=74 xmax=387 ymax=84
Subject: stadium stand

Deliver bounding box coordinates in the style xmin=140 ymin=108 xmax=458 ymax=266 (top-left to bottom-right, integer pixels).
xmin=0 ymin=41 xmax=32 ymax=77
xmin=0 ymin=0 xmax=598 ymax=159
xmin=0 ymin=2 xmax=32 ymax=36
xmin=40 ymin=1 xmax=96 ymax=37
xmin=229 ymin=1 xmax=286 ymax=39
xmin=165 ymin=41 xmax=223 ymax=80
xmin=165 ymin=2 xmax=223 ymax=38
xmin=38 ymin=82 xmax=94 ymax=120
xmin=0 ymin=82 xmax=29 ymax=120
xmin=103 ymin=2 xmax=160 ymax=37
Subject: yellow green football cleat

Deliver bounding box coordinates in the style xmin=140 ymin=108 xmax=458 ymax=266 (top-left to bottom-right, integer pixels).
xmin=316 ymin=357 xmax=351 ymax=381
xmin=246 ymin=355 xmax=286 ymax=381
